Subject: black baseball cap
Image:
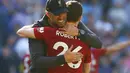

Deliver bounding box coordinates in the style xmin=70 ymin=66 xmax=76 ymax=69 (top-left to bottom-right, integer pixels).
xmin=46 ymin=0 xmax=68 ymax=15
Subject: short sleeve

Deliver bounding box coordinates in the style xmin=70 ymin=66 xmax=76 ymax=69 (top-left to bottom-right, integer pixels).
xmin=34 ymin=27 xmax=54 ymax=40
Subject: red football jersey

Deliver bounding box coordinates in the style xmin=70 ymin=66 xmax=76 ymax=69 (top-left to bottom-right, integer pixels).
xmin=91 ymin=49 xmax=107 ymax=73
xmin=34 ymin=27 xmax=91 ymax=73
xmin=23 ymin=54 xmax=30 ymax=73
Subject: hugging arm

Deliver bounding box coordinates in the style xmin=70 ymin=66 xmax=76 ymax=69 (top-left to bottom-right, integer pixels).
xmin=78 ymin=21 xmax=102 ymax=48
xmin=29 ymin=39 xmax=66 ymax=68
xmin=17 ymin=24 xmax=82 ymax=68
xmin=17 ymin=25 xmax=66 ymax=68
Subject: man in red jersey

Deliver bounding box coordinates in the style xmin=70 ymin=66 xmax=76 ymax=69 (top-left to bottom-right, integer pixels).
xmin=17 ymin=1 xmax=91 ymax=73
xmin=18 ymin=26 xmax=91 ymax=73
xmin=90 ymin=41 xmax=130 ymax=73
xmin=22 ymin=40 xmax=130 ymax=73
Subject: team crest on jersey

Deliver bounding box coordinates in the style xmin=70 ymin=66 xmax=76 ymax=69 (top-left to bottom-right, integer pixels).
xmin=37 ymin=27 xmax=44 ymax=33
xmin=80 ymin=29 xmax=85 ymax=35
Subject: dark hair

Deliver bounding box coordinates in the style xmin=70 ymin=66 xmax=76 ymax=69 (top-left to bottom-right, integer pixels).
xmin=66 ymin=1 xmax=82 ymax=22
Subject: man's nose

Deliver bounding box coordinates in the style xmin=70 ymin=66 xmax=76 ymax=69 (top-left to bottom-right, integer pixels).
xmin=58 ymin=16 xmax=65 ymax=20
xmin=58 ymin=13 xmax=66 ymax=20
xmin=58 ymin=16 xmax=64 ymax=20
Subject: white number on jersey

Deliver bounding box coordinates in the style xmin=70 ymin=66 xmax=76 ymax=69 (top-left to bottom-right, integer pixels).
xmin=53 ymin=42 xmax=82 ymax=69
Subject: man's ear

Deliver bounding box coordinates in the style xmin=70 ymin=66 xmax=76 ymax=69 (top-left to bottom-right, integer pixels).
xmin=78 ymin=16 xmax=82 ymax=21
xmin=46 ymin=11 xmax=51 ymax=19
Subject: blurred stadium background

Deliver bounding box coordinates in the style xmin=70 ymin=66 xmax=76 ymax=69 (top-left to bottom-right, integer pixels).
xmin=0 ymin=0 xmax=130 ymax=73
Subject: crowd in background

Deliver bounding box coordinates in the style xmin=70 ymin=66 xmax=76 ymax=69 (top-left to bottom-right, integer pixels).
xmin=0 ymin=0 xmax=130 ymax=73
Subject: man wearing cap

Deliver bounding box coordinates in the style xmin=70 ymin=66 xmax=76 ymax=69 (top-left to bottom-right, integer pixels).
xmin=28 ymin=0 xmax=102 ymax=73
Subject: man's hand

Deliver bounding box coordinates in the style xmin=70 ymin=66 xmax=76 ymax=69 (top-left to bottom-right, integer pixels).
xmin=64 ymin=45 xmax=83 ymax=63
